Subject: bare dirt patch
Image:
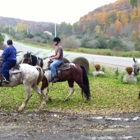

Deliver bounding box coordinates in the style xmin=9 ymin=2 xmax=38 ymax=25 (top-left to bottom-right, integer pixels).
xmin=0 ymin=111 xmax=140 ymax=140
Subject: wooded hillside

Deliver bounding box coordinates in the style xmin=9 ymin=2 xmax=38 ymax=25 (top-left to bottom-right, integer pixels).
xmin=0 ymin=16 xmax=55 ymax=34
xmin=78 ymin=0 xmax=140 ymax=39
xmin=1 ymin=0 xmax=140 ymax=52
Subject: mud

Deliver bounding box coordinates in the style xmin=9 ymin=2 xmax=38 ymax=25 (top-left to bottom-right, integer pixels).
xmin=0 ymin=111 xmax=140 ymax=140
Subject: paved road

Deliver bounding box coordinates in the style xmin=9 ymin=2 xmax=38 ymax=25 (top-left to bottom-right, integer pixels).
xmin=3 ymin=34 xmax=135 ymax=72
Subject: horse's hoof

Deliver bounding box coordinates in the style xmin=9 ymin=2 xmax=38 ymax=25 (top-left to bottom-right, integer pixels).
xmin=46 ymin=97 xmax=52 ymax=102
xmin=33 ymin=109 xmax=40 ymax=112
xmin=39 ymin=102 xmax=46 ymax=110
xmin=63 ymin=98 xmax=68 ymax=102
xmin=17 ymin=108 xmax=24 ymax=112
xmin=84 ymin=100 xmax=88 ymax=103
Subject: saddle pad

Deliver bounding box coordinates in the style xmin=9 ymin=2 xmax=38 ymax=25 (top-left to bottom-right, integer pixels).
xmin=9 ymin=69 xmax=22 ymax=74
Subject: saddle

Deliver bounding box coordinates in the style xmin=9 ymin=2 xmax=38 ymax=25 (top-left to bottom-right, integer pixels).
xmin=47 ymin=60 xmax=70 ymax=71
xmin=0 ymin=63 xmax=21 ymax=86
xmin=46 ymin=61 xmax=70 ymax=81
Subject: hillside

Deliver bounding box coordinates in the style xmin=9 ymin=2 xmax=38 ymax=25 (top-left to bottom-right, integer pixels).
xmin=77 ymin=0 xmax=140 ymax=39
xmin=0 ymin=0 xmax=140 ymax=39
xmin=0 ymin=16 xmax=55 ymax=34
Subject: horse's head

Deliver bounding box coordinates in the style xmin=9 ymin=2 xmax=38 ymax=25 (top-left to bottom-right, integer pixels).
xmin=22 ymin=52 xmax=32 ymax=65
xmin=133 ymin=58 xmax=140 ymax=76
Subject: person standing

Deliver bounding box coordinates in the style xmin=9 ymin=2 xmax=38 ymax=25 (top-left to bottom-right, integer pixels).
xmin=49 ymin=37 xmax=63 ymax=83
xmin=0 ymin=39 xmax=17 ymax=84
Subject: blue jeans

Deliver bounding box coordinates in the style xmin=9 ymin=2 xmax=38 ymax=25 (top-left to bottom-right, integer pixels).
xmin=49 ymin=59 xmax=62 ymax=77
xmin=2 ymin=60 xmax=16 ymax=81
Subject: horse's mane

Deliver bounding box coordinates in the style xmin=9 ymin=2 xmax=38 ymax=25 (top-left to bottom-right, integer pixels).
xmin=31 ymin=55 xmax=38 ymax=66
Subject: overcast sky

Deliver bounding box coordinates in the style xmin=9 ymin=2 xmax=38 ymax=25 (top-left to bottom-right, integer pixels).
xmin=0 ymin=0 xmax=117 ymax=24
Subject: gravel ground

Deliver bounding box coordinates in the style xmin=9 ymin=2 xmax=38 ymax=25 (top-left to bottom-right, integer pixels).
xmin=0 ymin=111 xmax=140 ymax=140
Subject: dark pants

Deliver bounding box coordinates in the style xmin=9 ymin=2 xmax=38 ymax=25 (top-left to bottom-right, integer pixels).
xmin=2 ymin=60 xmax=16 ymax=81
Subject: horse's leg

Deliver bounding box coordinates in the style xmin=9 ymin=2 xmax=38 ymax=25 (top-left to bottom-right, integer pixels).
xmin=18 ymin=85 xmax=32 ymax=112
xmin=63 ymin=79 xmax=74 ymax=102
xmin=41 ymin=76 xmax=51 ymax=102
xmin=75 ymin=79 xmax=88 ymax=102
xmin=32 ymin=84 xmax=46 ymax=110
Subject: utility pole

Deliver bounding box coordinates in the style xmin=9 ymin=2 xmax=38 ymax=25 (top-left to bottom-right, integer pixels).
xmin=55 ymin=23 xmax=56 ymax=37
xmin=27 ymin=28 xmax=29 ymax=34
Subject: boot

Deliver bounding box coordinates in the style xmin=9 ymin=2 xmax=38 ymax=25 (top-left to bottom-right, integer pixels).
xmin=52 ymin=76 xmax=59 ymax=83
xmin=3 ymin=77 xmax=9 ymax=84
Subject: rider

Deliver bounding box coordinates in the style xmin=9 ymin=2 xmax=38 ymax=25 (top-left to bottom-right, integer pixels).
xmin=49 ymin=37 xmax=63 ymax=83
xmin=0 ymin=39 xmax=17 ymax=84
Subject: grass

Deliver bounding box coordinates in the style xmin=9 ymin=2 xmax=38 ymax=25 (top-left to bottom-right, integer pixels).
xmin=0 ymin=67 xmax=140 ymax=115
xmin=65 ymin=47 xmax=140 ymax=58
xmin=1 ymin=35 xmax=139 ymax=114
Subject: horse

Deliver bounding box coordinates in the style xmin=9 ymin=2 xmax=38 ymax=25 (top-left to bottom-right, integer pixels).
xmin=132 ymin=58 xmax=140 ymax=100
xmin=22 ymin=52 xmax=91 ymax=102
xmin=0 ymin=63 xmax=46 ymax=112
xmin=21 ymin=52 xmax=48 ymax=69
xmin=133 ymin=58 xmax=140 ymax=76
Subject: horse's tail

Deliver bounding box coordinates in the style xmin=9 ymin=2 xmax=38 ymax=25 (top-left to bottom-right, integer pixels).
xmin=80 ymin=66 xmax=90 ymax=101
xmin=35 ymin=66 xmax=44 ymax=85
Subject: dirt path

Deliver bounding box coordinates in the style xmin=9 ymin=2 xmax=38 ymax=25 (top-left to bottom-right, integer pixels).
xmin=0 ymin=111 xmax=140 ymax=140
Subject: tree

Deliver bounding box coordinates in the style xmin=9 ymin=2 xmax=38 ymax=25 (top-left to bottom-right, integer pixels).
xmin=95 ymin=36 xmax=107 ymax=49
xmin=108 ymin=38 xmax=123 ymax=50
xmin=62 ymin=36 xmax=81 ymax=48
xmin=0 ymin=33 xmax=5 ymax=50
xmin=115 ymin=20 xmax=123 ymax=36
xmin=16 ymin=23 xmax=28 ymax=32
xmin=130 ymin=0 xmax=137 ymax=7
xmin=0 ymin=33 xmax=4 ymax=45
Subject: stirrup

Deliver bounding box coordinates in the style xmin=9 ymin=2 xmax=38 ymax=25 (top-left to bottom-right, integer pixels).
xmin=52 ymin=77 xmax=59 ymax=83
xmin=3 ymin=79 xmax=9 ymax=84
xmin=2 ymin=77 xmax=9 ymax=84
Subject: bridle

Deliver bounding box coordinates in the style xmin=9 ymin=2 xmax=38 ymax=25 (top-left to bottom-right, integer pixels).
xmin=23 ymin=53 xmax=32 ymax=65
xmin=133 ymin=65 xmax=140 ymax=76
xmin=22 ymin=53 xmax=43 ymax=68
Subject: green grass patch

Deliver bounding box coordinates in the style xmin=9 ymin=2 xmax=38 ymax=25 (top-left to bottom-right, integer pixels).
xmin=0 ymin=69 xmax=140 ymax=114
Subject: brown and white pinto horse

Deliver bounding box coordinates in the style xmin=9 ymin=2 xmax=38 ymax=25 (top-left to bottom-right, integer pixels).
xmin=0 ymin=63 xmax=46 ymax=111
xmin=22 ymin=52 xmax=90 ymax=102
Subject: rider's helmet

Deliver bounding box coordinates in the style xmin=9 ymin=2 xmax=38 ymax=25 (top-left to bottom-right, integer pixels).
xmin=53 ymin=37 xmax=61 ymax=43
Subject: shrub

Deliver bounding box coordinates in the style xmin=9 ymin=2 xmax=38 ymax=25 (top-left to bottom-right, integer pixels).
xmin=62 ymin=36 xmax=81 ymax=48
xmin=81 ymin=38 xmax=90 ymax=48
xmin=26 ymin=34 xmax=34 ymax=39
xmin=85 ymin=40 xmax=98 ymax=48
xmin=108 ymin=38 xmax=124 ymax=50
xmin=32 ymin=36 xmax=42 ymax=42
xmin=15 ymin=33 xmax=24 ymax=40
xmin=95 ymin=36 xmax=107 ymax=49
xmin=0 ymin=33 xmax=4 ymax=45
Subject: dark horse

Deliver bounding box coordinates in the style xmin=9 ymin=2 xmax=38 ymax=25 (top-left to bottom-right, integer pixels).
xmin=22 ymin=52 xmax=90 ymax=102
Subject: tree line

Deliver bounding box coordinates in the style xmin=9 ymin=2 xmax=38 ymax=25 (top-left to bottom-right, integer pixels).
xmin=0 ymin=0 xmax=139 ymax=51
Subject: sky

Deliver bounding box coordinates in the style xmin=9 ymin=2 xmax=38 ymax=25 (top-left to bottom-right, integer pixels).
xmin=0 ymin=0 xmax=117 ymax=24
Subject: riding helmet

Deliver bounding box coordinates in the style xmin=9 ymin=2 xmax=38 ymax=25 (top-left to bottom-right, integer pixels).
xmin=53 ymin=37 xmax=61 ymax=42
